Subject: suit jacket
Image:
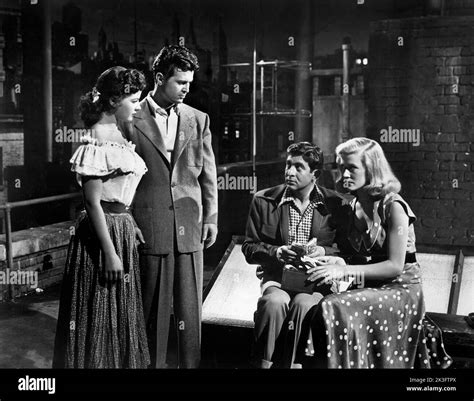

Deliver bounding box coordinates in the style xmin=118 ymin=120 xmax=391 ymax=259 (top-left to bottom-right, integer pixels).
xmin=241 ymin=184 xmax=351 ymax=285
xmin=119 ymin=97 xmax=218 ymax=254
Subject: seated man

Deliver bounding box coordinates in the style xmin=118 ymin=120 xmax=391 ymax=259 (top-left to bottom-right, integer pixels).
xmin=241 ymin=142 xmax=349 ymax=368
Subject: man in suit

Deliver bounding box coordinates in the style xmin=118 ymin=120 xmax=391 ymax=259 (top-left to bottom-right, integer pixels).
xmin=120 ymin=45 xmax=218 ymax=368
xmin=241 ymin=142 xmax=349 ymax=368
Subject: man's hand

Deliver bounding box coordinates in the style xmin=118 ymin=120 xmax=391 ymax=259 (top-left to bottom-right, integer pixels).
xmin=135 ymin=226 xmax=146 ymax=245
xmin=202 ymin=223 xmax=218 ymax=249
xmin=276 ymin=245 xmax=298 ymax=264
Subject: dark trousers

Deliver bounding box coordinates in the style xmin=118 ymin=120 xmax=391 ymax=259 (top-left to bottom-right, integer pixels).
xmin=140 ymin=250 xmax=203 ymax=368
xmin=254 ymin=286 xmax=324 ymax=368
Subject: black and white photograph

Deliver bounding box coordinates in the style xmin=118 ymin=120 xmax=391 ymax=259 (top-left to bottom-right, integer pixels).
xmin=0 ymin=0 xmax=473 ymax=399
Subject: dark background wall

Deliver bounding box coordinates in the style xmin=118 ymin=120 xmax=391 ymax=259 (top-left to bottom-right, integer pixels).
xmin=2 ymin=0 xmax=473 ymax=251
xmin=369 ymin=16 xmax=474 ymax=247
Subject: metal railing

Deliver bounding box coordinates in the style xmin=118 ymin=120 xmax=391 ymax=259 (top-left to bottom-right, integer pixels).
xmin=0 ymin=192 xmax=81 ymax=301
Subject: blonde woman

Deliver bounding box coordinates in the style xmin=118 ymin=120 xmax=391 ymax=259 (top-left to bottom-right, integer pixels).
xmin=297 ymin=138 xmax=452 ymax=369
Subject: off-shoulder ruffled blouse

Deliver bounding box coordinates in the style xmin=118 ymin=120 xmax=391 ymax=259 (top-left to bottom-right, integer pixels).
xmin=70 ymin=135 xmax=148 ymax=207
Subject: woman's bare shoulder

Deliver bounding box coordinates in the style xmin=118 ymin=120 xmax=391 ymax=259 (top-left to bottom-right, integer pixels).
xmin=90 ymin=124 xmax=125 ymax=144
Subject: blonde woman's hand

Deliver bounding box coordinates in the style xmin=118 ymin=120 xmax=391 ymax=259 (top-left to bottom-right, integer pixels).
xmin=306 ymin=264 xmax=346 ymax=286
xmin=312 ymin=256 xmax=347 ymax=266
xmin=306 ymin=246 xmax=326 ymax=258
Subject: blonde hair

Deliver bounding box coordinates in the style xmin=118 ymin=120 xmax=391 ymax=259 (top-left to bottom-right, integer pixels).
xmin=335 ymin=137 xmax=401 ymax=197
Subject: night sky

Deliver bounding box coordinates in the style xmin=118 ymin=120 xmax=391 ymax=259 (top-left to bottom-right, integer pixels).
xmin=49 ymin=0 xmax=424 ymax=64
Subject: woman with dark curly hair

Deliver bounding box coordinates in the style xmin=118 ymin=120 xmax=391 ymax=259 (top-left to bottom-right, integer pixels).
xmin=53 ymin=66 xmax=150 ymax=368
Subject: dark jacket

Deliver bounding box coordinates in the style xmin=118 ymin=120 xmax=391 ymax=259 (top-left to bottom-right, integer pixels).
xmin=241 ymin=184 xmax=351 ymax=285
xmin=119 ymin=98 xmax=218 ymax=254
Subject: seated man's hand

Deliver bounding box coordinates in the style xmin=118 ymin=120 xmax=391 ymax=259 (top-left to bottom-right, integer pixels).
xmin=276 ymin=245 xmax=298 ymax=264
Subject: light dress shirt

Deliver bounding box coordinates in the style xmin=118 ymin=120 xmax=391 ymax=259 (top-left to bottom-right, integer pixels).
xmin=146 ymin=94 xmax=179 ymax=163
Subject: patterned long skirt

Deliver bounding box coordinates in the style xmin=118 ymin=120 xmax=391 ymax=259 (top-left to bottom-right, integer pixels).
xmin=296 ymin=262 xmax=453 ymax=368
xmin=53 ymin=211 xmax=150 ymax=368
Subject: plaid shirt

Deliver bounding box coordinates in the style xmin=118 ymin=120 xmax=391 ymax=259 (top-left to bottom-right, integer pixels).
xmin=279 ymin=185 xmax=325 ymax=245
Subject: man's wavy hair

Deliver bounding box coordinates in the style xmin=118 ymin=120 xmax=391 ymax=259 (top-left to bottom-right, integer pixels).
xmin=152 ymin=45 xmax=199 ymax=81
xmin=286 ymin=142 xmax=324 ymax=171
xmin=335 ymin=137 xmax=401 ymax=197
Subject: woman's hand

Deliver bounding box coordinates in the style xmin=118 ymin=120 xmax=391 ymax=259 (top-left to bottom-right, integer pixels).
xmin=82 ymin=178 xmax=125 ymax=284
xmin=306 ymin=264 xmax=347 ymax=286
xmin=312 ymin=256 xmax=347 ymax=266
xmin=306 ymin=246 xmax=326 ymax=258
xmin=104 ymin=253 xmax=123 ymax=282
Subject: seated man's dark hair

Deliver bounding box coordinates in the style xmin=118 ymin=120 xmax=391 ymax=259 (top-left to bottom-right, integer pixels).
xmin=287 ymin=142 xmax=324 ymax=171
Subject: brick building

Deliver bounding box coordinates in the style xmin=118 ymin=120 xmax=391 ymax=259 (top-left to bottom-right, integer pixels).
xmin=369 ymin=11 xmax=474 ymax=247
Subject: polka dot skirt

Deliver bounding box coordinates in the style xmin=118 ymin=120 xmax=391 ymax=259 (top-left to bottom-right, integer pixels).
xmin=298 ymin=263 xmax=452 ymax=369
